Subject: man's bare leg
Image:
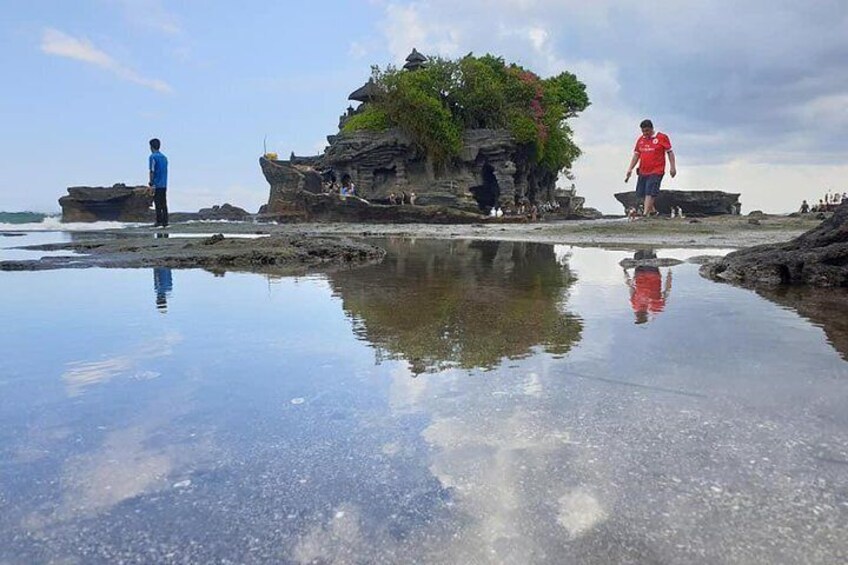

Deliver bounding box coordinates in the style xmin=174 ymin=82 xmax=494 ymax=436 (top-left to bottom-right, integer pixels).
xmin=644 ymin=195 xmax=656 ymax=215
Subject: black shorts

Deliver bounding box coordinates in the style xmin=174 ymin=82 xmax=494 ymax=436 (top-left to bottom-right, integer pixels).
xmin=636 ymin=174 xmax=663 ymax=198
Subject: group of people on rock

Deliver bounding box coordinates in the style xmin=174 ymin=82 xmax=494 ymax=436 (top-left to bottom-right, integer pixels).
xmin=485 ymin=200 xmax=561 ymax=221
xmin=800 ymin=192 xmax=846 ymax=214
xmin=388 ymin=191 xmax=416 ymax=205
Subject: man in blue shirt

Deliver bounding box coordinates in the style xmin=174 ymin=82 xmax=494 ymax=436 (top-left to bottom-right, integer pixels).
xmin=148 ymin=138 xmax=169 ymax=227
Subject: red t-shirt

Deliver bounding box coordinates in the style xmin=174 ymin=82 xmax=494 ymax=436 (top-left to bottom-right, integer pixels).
xmin=631 ymin=270 xmax=665 ymax=314
xmin=634 ymin=132 xmax=672 ymax=176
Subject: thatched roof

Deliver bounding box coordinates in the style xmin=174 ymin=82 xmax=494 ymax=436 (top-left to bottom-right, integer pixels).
xmin=348 ymin=78 xmax=381 ymax=102
xmin=403 ymin=48 xmax=428 ymax=71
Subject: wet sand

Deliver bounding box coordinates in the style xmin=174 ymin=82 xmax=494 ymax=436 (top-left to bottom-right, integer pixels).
xmin=112 ymin=214 xmax=822 ymax=249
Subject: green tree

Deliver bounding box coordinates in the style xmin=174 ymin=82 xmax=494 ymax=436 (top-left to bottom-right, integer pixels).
xmin=343 ymin=54 xmax=590 ymax=175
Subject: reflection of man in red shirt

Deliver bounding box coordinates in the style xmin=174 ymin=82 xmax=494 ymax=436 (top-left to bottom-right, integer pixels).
xmin=624 ymin=252 xmax=673 ymax=324
xmin=624 ymin=119 xmax=676 ymax=216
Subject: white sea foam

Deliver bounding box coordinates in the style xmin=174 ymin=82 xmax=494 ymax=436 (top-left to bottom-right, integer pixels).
xmin=0 ymin=217 xmax=143 ymax=232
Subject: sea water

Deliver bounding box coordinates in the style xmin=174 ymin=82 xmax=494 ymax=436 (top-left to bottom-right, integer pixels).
xmin=1 ymin=234 xmax=847 ymax=563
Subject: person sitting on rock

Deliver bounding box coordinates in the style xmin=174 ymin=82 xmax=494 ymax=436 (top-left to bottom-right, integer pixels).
xmin=800 ymin=200 xmax=810 ymax=214
xmin=388 ymin=192 xmax=397 ymax=205
xmin=409 ymin=191 xmax=417 ymax=205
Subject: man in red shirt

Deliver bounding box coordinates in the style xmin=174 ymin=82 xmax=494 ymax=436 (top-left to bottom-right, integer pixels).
xmin=625 ymin=119 xmax=676 ymax=216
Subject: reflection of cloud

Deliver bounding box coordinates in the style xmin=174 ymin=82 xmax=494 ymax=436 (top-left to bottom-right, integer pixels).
xmin=386 ymin=361 xmax=605 ymax=562
xmin=59 ymin=426 xmax=173 ymax=517
xmin=22 ymin=387 xmax=214 ymax=530
xmin=62 ymin=333 xmax=182 ymax=396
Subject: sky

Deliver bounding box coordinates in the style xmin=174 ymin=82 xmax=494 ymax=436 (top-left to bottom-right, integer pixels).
xmin=2 ymin=0 xmax=847 ymax=214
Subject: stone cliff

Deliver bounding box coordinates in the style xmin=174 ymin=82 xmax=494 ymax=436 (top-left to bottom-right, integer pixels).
xmin=261 ymin=128 xmax=586 ymax=222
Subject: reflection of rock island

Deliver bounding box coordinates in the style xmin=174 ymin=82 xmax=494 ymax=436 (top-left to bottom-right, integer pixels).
xmin=755 ymin=286 xmax=848 ymax=361
xmin=328 ymin=240 xmax=582 ymax=373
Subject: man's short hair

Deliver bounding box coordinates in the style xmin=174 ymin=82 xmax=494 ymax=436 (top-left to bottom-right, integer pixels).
xmin=639 ymin=119 xmax=653 ymax=129
xmin=149 ymin=138 xmax=161 ymax=150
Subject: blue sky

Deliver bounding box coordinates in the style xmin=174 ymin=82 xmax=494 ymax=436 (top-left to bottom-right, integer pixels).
xmin=2 ymin=0 xmax=847 ymax=214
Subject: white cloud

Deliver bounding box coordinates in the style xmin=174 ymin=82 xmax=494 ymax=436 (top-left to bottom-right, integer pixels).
xmin=40 ymin=28 xmax=172 ymax=93
xmin=112 ymin=0 xmax=182 ymax=35
xmin=370 ymin=0 xmax=848 ymax=213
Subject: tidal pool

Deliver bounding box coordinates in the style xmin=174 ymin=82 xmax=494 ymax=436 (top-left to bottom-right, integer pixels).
xmin=1 ymin=236 xmax=847 ymax=564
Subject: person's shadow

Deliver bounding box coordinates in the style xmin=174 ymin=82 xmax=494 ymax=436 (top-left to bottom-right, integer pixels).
xmin=154 ymin=267 xmax=173 ymax=312
xmin=624 ymin=250 xmax=672 ymax=324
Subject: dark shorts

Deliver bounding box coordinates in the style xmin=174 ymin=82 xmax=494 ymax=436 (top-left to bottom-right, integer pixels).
xmin=636 ymin=174 xmax=663 ymax=198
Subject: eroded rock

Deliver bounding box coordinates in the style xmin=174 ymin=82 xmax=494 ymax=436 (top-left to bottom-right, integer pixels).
xmin=701 ymin=201 xmax=848 ymax=287
xmin=614 ymin=190 xmax=741 ymax=216
xmin=59 ymin=184 xmax=153 ymax=222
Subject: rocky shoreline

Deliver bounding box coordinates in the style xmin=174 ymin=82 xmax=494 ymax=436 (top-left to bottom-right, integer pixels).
xmin=0 ymin=234 xmax=386 ymax=274
xmin=701 ymin=202 xmax=848 ymax=286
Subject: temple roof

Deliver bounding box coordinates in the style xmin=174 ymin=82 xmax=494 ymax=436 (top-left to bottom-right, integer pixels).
xmin=405 ymin=48 xmax=427 ymax=63
xmin=404 ymin=48 xmax=428 ymax=71
xmin=348 ymin=78 xmax=381 ymax=103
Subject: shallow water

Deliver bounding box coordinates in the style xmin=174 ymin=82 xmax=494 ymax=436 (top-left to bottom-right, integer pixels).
xmin=1 ymin=235 xmax=847 ymax=564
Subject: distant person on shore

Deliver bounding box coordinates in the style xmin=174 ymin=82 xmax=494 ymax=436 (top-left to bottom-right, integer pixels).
xmin=800 ymin=200 xmax=810 ymax=214
xmin=148 ymin=138 xmax=169 ymax=227
xmin=340 ymin=176 xmax=356 ymax=197
xmin=625 ymin=119 xmax=676 ymax=217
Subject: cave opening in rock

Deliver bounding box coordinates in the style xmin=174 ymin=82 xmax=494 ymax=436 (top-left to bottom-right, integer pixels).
xmin=471 ymin=163 xmax=500 ymax=211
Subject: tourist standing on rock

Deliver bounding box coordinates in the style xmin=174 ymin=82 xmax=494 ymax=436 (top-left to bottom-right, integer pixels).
xmin=625 ymin=119 xmax=676 ymax=217
xmin=148 ymin=138 xmax=169 ymax=227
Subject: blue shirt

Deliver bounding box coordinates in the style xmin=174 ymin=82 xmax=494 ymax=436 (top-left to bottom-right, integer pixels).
xmin=149 ymin=151 xmax=168 ymax=189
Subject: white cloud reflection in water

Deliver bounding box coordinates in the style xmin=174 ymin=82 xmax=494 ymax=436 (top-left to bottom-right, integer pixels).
xmin=61 ymin=332 xmax=183 ymax=396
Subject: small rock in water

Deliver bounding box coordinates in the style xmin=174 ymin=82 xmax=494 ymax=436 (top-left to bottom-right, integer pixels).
xmin=290 ymin=397 xmax=305 ymax=405
xmin=173 ymin=479 xmax=192 ymax=489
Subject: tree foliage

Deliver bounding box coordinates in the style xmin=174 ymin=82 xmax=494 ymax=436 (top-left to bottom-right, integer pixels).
xmin=343 ymin=54 xmax=590 ymax=173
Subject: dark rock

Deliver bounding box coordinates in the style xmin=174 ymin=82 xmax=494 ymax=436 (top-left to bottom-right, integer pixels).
xmin=1 ymin=234 xmax=385 ymax=274
xmin=748 ymin=218 xmax=761 ymax=225
xmin=686 ymin=255 xmax=726 ymax=266
xmin=701 ymin=201 xmax=848 ymax=287
xmin=748 ymin=210 xmax=765 ymax=217
xmin=169 ymin=203 xmax=253 ymax=223
xmin=614 ymin=190 xmax=741 ymax=216
xmin=59 ymin=184 xmax=153 ymax=222
xmin=619 ymin=257 xmax=684 ymax=268
xmin=260 ymin=190 xmax=486 ymax=224
xmin=688 ymin=219 xmax=701 ymax=224
xmin=196 ymin=203 xmax=252 ymax=221
xmin=261 ymin=128 xmax=589 ymax=222
xmin=203 ymin=234 xmax=225 ymax=245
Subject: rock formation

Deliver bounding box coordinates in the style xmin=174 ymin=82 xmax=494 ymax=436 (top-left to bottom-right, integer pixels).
xmin=261 ymin=129 xmax=590 ymax=222
xmin=614 ymin=190 xmax=741 ymax=216
xmin=701 ymin=201 xmax=848 ymax=287
xmin=170 ymin=203 xmax=253 ymax=223
xmin=260 ymin=50 xmax=591 ymax=222
xmin=59 ymin=184 xmax=153 ymax=222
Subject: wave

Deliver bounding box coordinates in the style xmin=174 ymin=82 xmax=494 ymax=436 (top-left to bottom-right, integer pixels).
xmin=0 ymin=212 xmax=48 ymax=224
xmin=0 ymin=216 xmax=143 ymax=232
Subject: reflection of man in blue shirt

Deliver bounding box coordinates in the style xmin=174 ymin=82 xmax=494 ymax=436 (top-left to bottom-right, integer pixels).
xmin=153 ymin=267 xmax=173 ymax=312
xmin=148 ymin=138 xmax=169 ymax=227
